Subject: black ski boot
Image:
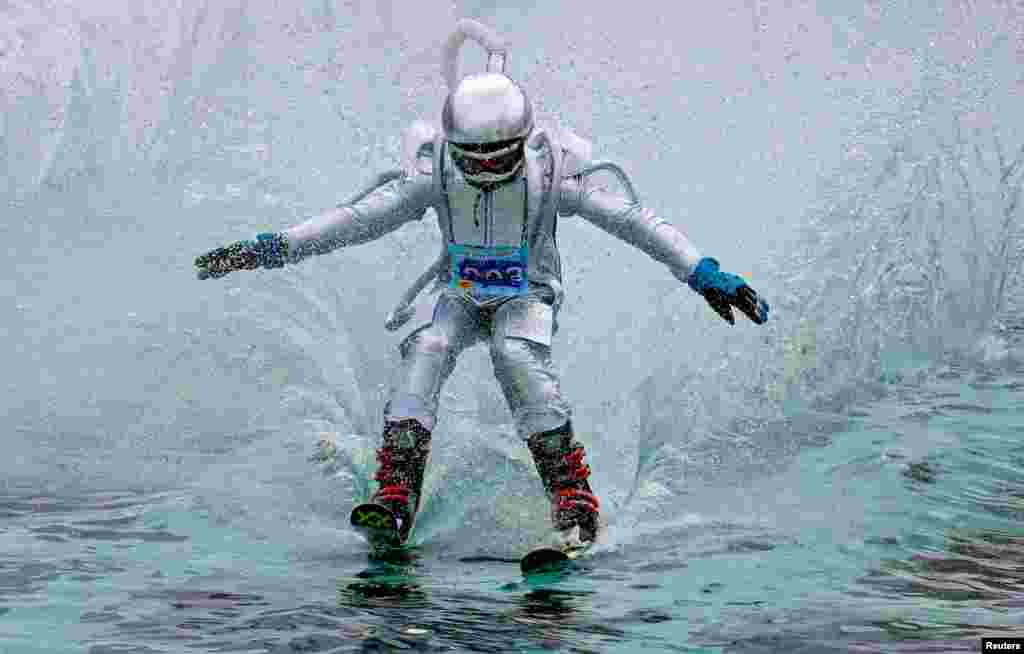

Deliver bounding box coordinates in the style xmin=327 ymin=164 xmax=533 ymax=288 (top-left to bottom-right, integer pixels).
xmin=370 ymin=418 xmax=432 ymax=543
xmin=527 ymin=420 xmax=601 ymax=543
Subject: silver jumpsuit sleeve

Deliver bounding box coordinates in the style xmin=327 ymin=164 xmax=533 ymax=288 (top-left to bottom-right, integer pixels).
xmin=558 ymin=177 xmax=703 ymax=283
xmin=283 ymin=175 xmax=435 ymax=263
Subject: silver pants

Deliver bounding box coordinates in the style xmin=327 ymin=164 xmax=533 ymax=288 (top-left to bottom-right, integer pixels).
xmin=384 ymin=285 xmax=571 ymax=439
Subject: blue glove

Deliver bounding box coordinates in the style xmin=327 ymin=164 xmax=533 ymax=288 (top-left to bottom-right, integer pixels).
xmin=687 ymin=257 xmax=769 ymax=325
xmin=195 ymin=233 xmax=288 ymax=280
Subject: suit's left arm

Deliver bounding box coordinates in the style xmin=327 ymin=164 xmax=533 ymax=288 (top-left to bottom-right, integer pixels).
xmin=558 ymin=177 xmax=702 ymax=284
xmin=558 ymin=177 xmax=769 ymax=325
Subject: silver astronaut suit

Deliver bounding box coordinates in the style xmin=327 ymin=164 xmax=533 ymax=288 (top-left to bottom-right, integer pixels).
xmin=283 ymin=120 xmax=703 ymax=438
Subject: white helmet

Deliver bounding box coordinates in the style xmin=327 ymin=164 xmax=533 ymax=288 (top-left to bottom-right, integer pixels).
xmin=442 ymin=72 xmax=534 ymax=186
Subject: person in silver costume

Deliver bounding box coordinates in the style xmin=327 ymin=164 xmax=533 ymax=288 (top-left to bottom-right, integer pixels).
xmin=194 ymin=20 xmax=769 ymax=546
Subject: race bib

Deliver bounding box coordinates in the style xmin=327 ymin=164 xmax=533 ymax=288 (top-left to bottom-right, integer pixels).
xmin=449 ymin=243 xmax=529 ymax=298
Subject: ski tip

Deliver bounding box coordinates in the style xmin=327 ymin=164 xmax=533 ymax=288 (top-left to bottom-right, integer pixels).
xmin=350 ymin=503 xmax=402 ymax=549
xmin=350 ymin=503 xmax=398 ymax=529
xmin=520 ymin=539 xmax=596 ymax=575
xmin=520 ymin=547 xmax=571 ymax=575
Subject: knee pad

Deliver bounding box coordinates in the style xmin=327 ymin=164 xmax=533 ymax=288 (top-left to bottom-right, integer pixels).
xmin=491 ymin=336 xmax=551 ymax=370
xmin=400 ymin=325 xmax=451 ymax=359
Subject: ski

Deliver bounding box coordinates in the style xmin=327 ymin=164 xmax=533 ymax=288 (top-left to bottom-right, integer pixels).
xmin=349 ymin=503 xmax=404 ymax=550
xmin=520 ymin=542 xmax=592 ymax=575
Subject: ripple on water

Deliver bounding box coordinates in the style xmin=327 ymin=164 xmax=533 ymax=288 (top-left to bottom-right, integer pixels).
xmin=0 ymin=491 xmax=151 ymax=517
xmin=30 ymin=524 xmax=188 ymax=543
xmin=632 ymin=559 xmax=687 ymax=574
xmin=0 ymin=561 xmax=61 ymax=597
xmin=936 ymin=403 xmax=996 ymax=415
xmin=167 ymin=591 xmax=269 ymax=610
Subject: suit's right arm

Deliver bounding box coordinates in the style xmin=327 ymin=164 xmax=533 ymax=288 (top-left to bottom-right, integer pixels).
xmin=284 ymin=175 xmax=435 ymax=263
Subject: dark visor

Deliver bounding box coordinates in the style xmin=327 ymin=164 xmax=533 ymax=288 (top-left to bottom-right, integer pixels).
xmin=450 ymin=145 xmax=523 ymax=176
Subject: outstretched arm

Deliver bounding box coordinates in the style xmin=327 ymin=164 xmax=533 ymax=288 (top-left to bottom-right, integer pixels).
xmin=559 ymin=178 xmax=768 ymax=325
xmin=559 ymin=177 xmax=702 ymax=282
xmin=284 ymin=175 xmax=434 ymax=262
xmin=195 ymin=175 xmax=434 ymax=279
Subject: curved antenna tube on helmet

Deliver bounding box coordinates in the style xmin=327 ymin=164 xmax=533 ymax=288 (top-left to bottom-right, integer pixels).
xmin=443 ymin=19 xmax=509 ymax=91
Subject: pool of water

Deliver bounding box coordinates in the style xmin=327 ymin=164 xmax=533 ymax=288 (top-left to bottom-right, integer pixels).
xmin=3 ymin=344 xmax=1021 ymax=653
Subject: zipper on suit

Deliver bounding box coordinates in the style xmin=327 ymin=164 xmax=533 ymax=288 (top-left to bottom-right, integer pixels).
xmin=484 ymin=189 xmax=492 ymax=246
